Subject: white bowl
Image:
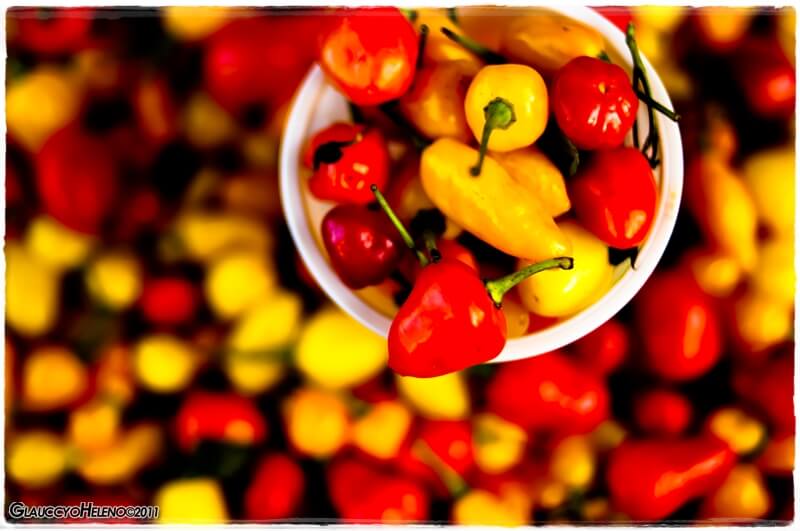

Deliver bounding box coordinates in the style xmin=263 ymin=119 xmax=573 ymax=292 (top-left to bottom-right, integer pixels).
xmin=280 ymin=6 xmax=683 ymax=364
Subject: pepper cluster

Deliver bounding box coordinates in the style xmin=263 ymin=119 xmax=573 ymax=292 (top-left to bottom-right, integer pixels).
xmin=5 ymin=6 xmax=795 ymax=526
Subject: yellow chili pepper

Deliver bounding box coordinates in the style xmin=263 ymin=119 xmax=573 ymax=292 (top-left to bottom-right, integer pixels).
xmin=465 ymin=64 xmax=548 ymax=173
xmin=632 ymin=6 xmax=686 ymax=33
xmin=452 ymin=489 xmax=529 ymax=527
xmin=400 ymin=60 xmax=477 ymax=143
xmin=741 ymin=146 xmax=795 ymax=236
xmin=7 ymin=431 xmax=71 ymax=489
xmin=283 ymin=387 xmax=350 ymax=459
xmin=550 ymin=435 xmax=596 ymax=490
xmin=22 ymin=346 xmax=88 ymax=412
xmin=173 ymin=211 xmax=273 ymax=263
xmin=492 ymin=147 xmax=571 ymax=217
xmin=421 ymin=138 xmax=569 ymax=262
xmin=6 ymin=242 xmax=60 ymax=337
xmin=455 ymin=7 xmax=528 ymax=52
xmin=501 ymin=10 xmax=605 ymax=74
xmin=7 ymin=66 xmax=82 ymax=151
xmin=695 ymin=8 xmax=753 ymax=51
xmin=68 ymin=399 xmax=121 ymax=452
xmin=750 ymin=236 xmax=794 ymax=308
xmin=296 ymin=307 xmax=385 ymax=390
xmin=351 ymin=400 xmax=413 ymax=460
xmin=517 ymin=221 xmax=613 ymax=317
xmin=155 ymin=477 xmax=229 ymax=523
xmin=396 ymin=371 xmax=470 ymax=420
xmin=25 ymin=216 xmax=95 ymax=272
xmin=415 ymin=9 xmax=482 ymax=69
xmin=134 ymin=334 xmax=198 ymax=394
xmin=205 ymin=249 xmax=277 ymax=319
xmin=162 ymin=6 xmax=233 ymax=41
xmin=473 ymin=413 xmax=528 ymax=474
xmin=700 ymin=464 xmax=771 ymax=520
xmin=706 ymin=407 xmax=767 ymax=456
xmin=684 ymin=248 xmax=743 ymax=298
xmin=501 ymin=298 xmax=530 ymax=339
xmin=85 ymin=251 xmax=143 ymax=311
xmin=734 ymin=289 xmax=792 ymax=352
xmin=77 ymin=423 xmax=162 ymax=486
xmin=688 ymin=154 xmax=758 ymax=273
xmin=182 ymin=92 xmax=238 ymax=148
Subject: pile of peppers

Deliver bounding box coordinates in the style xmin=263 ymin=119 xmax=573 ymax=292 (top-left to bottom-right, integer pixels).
xmin=5 ymin=5 xmax=795 ymax=526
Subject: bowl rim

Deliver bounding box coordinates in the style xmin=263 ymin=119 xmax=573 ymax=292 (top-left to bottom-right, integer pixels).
xmin=280 ymin=5 xmax=683 ymax=363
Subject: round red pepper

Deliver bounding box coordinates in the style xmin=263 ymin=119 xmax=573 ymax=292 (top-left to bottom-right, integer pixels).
xmin=635 ymin=270 xmax=722 ymax=381
xmin=486 ymin=351 xmax=610 ymax=435
xmin=175 ymin=391 xmax=267 ymax=452
xmin=12 ymin=7 xmax=94 ymax=55
xmin=633 ymin=388 xmax=692 ymax=437
xmin=571 ymin=319 xmax=629 ymax=375
xmin=570 ymin=147 xmax=658 ymax=249
xmin=318 ymin=7 xmax=418 ymax=106
xmin=139 ymin=277 xmax=198 ymax=327
xmin=551 ymin=56 xmax=639 ymax=150
xmin=735 ymin=37 xmax=796 ymax=120
xmin=245 ymin=453 xmax=305 ymax=521
xmin=304 ymin=122 xmax=390 ymax=204
xmin=36 ymin=126 xmax=119 ymax=235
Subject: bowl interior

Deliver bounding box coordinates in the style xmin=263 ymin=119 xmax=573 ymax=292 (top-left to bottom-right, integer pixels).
xmin=280 ymin=6 xmax=683 ymax=363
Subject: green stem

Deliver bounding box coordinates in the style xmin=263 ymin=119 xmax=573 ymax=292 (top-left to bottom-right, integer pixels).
xmin=422 ymin=229 xmax=441 ymax=263
xmin=626 ymin=22 xmax=660 ymax=168
xmin=485 ymin=257 xmax=574 ymax=306
xmin=371 ymin=184 xmax=428 ymax=267
xmin=416 ymin=24 xmax=429 ymax=71
xmin=634 ymin=88 xmax=680 ymax=121
xmin=440 ymin=27 xmax=506 ymax=64
xmin=471 ymin=97 xmax=516 ymax=176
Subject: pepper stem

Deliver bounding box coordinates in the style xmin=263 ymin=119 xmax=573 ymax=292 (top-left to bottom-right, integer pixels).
xmin=416 ymin=24 xmax=429 ymax=71
xmin=371 ymin=184 xmax=429 ymax=267
xmin=485 ymin=257 xmax=574 ymax=306
xmin=440 ymin=27 xmax=506 ymax=64
xmin=471 ymin=97 xmax=516 ymax=176
xmin=422 ymin=229 xmax=441 ymax=263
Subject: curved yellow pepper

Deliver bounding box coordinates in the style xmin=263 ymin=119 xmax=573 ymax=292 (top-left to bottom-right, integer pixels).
xmin=491 ymin=147 xmax=571 ymax=217
xmin=7 ymin=431 xmax=71 ymax=489
xmin=204 ymin=249 xmax=277 ymax=319
xmin=473 ymin=413 xmax=528 ymax=474
xmin=421 ymin=138 xmax=569 ymax=262
xmin=396 ymin=371 xmax=470 ymax=420
xmin=351 ymin=400 xmax=413 ymax=460
xmin=77 ymin=423 xmax=163 ymax=486
xmin=501 ymin=11 xmax=605 ymax=74
xmin=517 ymin=221 xmax=612 ymax=317
xmin=415 ymin=9 xmax=483 ymax=69
xmin=6 ymin=242 xmax=60 ymax=337
xmin=455 ymin=7 xmax=529 ymax=52
xmin=156 ymin=478 xmax=229 ymax=523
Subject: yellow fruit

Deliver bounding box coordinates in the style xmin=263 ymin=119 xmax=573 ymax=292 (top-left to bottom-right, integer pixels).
xmin=550 ymin=435 xmax=595 ymax=489
xmin=7 ymin=431 xmax=70 ymax=488
xmin=162 ymin=7 xmax=232 ymax=41
xmin=284 ymin=387 xmax=350 ymax=459
xmin=701 ymin=464 xmax=770 ymax=520
xmin=742 ymin=146 xmax=795 ymax=235
xmin=7 ymin=66 xmax=81 ymax=151
xmin=68 ymin=400 xmax=121 ymax=452
xmin=78 ymin=424 xmax=162 ymax=485
xmin=686 ymin=249 xmax=743 ymax=297
xmin=25 ymin=216 xmax=95 ymax=271
xmin=453 ymin=489 xmax=528 ymax=526
xmin=734 ymin=290 xmax=792 ymax=351
xmin=352 ymin=401 xmax=413 ymax=460
xmin=750 ymin=237 xmax=794 ymax=308
xmin=205 ymin=250 xmax=277 ymax=319
xmin=492 ymin=147 xmax=571 ymax=217
xmin=633 ymin=6 xmax=686 ymax=32
xmin=22 ymin=346 xmax=88 ymax=411
xmin=396 ymin=372 xmax=470 ymax=420
xmin=85 ymin=251 xmax=143 ymax=310
xmin=6 ymin=242 xmax=60 ymax=337
xmin=501 ymin=298 xmax=530 ymax=339
xmin=707 ymin=407 xmax=767 ymax=456
xmin=296 ymin=307 xmax=385 ymax=389
xmin=182 ymin=92 xmax=237 ymax=148
xmin=155 ymin=478 xmax=229 ymax=523
xmin=473 ymin=413 xmax=527 ymax=474
xmin=224 ymin=355 xmax=285 ymax=396
xmin=174 ymin=211 xmax=272 ymax=262
xmin=134 ymin=335 xmax=197 ymax=393
xmin=228 ymin=290 xmax=302 ymax=353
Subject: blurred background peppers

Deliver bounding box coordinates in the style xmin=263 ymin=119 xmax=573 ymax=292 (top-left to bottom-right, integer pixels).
xmin=4 ymin=5 xmax=795 ymax=526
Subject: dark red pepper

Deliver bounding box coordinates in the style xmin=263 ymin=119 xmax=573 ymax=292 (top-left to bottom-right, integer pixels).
xmin=734 ymin=37 xmax=795 ymax=120
xmin=244 ymin=453 xmax=305 ymax=522
xmin=633 ymin=388 xmax=692 ymax=437
xmin=607 ymin=436 xmax=736 ymax=521
xmin=551 ymin=56 xmax=639 ymax=150
xmin=304 ymin=123 xmax=390 ymax=204
xmin=318 ymin=8 xmax=418 ymax=106
xmin=175 ymin=391 xmax=267 ymax=452
xmin=592 ymin=6 xmax=634 ymax=33
xmin=732 ymin=353 xmax=793 ymax=433
xmin=139 ymin=277 xmax=198 ymax=327
xmin=11 ymin=7 xmax=93 ymax=55
xmin=571 ymin=319 xmax=629 ymax=375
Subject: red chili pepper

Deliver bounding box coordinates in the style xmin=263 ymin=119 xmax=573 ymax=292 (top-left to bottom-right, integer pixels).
xmin=12 ymin=7 xmax=94 ymax=55
xmin=607 ymin=436 xmax=736 ymax=521
xmin=571 ymin=319 xmax=629 ymax=375
xmin=551 ymin=56 xmax=639 ymax=150
xmin=735 ymin=37 xmax=795 ymax=120
xmin=732 ymin=353 xmax=793 ymax=432
xmin=635 ymin=270 xmax=722 ymax=381
xmin=244 ymin=453 xmax=305 ymax=521
xmin=318 ymin=7 xmax=418 ymax=106
xmin=304 ymin=123 xmax=390 ymax=204
xmin=569 ymin=147 xmax=658 ymax=249
xmin=486 ymin=351 xmax=610 ymax=435
xmin=36 ymin=126 xmax=118 ymax=235
xmin=321 ymin=204 xmax=403 ymax=289
xmin=592 ymin=6 xmax=634 ymax=33
xmin=634 ymin=388 xmax=692 ymax=437
xmin=328 ymin=456 xmax=429 ymax=523
xmin=175 ymin=391 xmax=267 ymax=452
xmin=139 ymin=277 xmax=198 ymax=327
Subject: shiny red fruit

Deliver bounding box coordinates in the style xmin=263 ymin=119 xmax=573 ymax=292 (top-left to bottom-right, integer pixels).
xmin=245 ymin=453 xmax=305 ymax=521
xmin=571 ymin=319 xmax=629 ymax=375
xmin=139 ymin=277 xmax=198 ymax=326
xmin=634 ymin=388 xmax=692 ymax=436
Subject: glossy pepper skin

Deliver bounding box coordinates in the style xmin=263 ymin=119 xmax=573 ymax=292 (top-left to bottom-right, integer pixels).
xmin=607 ymin=437 xmax=736 ymax=521
xmin=321 ymin=204 xmax=403 ymax=289
xmin=491 ymin=147 xmax=571 ymax=218
xmin=633 ymin=389 xmax=692 ymax=437
xmin=175 ymin=391 xmax=267 ymax=451
xmin=635 ymin=270 xmax=722 ymax=381
xmin=486 ymin=352 xmax=609 ymax=435
xmin=318 ymin=8 xmax=418 ymax=106
xmin=570 ymin=147 xmax=658 ymax=249
xmin=421 ymin=138 xmax=569 ymax=262
xmin=551 ymin=56 xmax=639 ymax=150
xmin=389 ymin=259 xmax=506 ymax=377
xmin=139 ymin=277 xmax=198 ymax=326
xmin=304 ymin=123 xmax=390 ymax=204
xmin=244 ymin=453 xmax=305 ymax=521
xmin=735 ymin=37 xmax=795 ymax=120
xmin=571 ymin=319 xmax=629 ymax=375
